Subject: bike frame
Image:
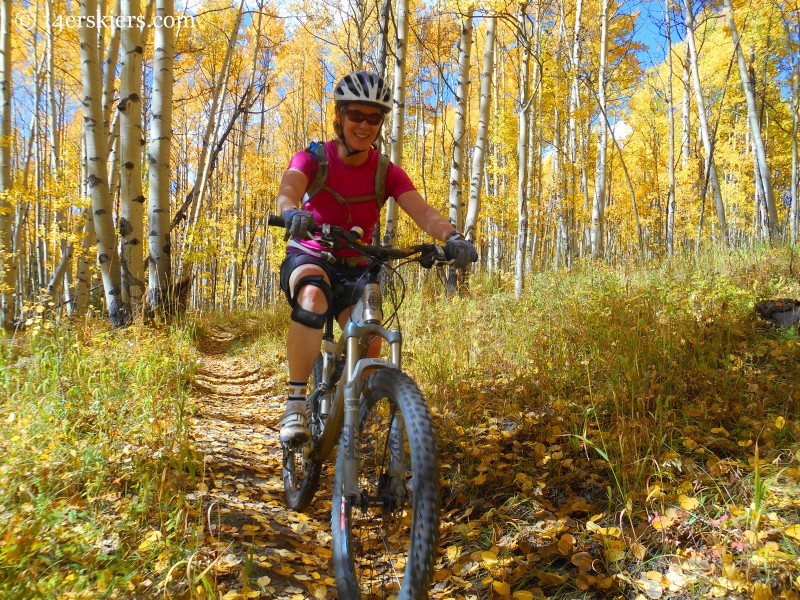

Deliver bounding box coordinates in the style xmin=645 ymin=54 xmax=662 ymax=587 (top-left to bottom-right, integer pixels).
xmin=313 ymin=278 xmax=407 ymax=500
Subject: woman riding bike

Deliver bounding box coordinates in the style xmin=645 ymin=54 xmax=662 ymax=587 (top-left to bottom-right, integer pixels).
xmin=276 ymin=70 xmax=477 ymax=444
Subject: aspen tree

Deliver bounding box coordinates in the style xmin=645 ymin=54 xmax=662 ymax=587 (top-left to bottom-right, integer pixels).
xmin=383 ymin=0 xmax=408 ymax=246
xmin=447 ymin=7 xmax=472 ymax=294
xmin=724 ymin=0 xmax=779 ymax=243
xmin=515 ymin=3 xmax=531 ymax=298
xmin=0 ymin=0 xmax=14 ymax=326
xmin=665 ymin=0 xmax=676 ymax=255
xmin=119 ymin=0 xmax=146 ymax=312
xmin=79 ymin=0 xmax=128 ymax=326
xmin=792 ymin=60 xmax=799 ymax=245
xmin=590 ymin=0 xmax=609 ymax=260
xmin=683 ymin=0 xmax=728 ymax=246
xmin=465 ymin=16 xmax=495 ymax=244
xmin=147 ymin=0 xmax=175 ymax=312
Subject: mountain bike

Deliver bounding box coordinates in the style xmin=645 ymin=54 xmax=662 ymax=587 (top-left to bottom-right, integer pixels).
xmin=268 ymin=214 xmax=444 ymax=600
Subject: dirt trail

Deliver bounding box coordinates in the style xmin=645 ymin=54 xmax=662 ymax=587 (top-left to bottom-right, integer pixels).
xmin=186 ymin=325 xmax=337 ymax=599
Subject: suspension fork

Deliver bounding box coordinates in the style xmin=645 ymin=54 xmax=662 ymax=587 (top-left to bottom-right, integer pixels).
xmin=339 ymin=322 xmax=403 ymax=499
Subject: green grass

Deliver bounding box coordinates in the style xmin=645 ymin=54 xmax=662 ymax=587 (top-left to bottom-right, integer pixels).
xmin=0 ymin=318 xmax=198 ymax=598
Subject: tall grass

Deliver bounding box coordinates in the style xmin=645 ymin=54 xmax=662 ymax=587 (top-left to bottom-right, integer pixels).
xmin=0 ymin=317 xmax=198 ymax=598
xmin=398 ymin=247 xmax=799 ymax=509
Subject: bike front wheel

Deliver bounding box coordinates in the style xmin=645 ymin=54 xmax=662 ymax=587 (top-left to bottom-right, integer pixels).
xmin=331 ymin=369 xmax=440 ymax=600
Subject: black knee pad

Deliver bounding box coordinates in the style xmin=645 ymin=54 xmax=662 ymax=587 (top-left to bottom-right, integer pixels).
xmin=291 ymin=305 xmax=326 ymax=329
xmin=290 ymin=275 xmax=333 ymax=329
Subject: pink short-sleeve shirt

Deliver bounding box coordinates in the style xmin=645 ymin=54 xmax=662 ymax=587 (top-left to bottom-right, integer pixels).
xmin=287 ymin=140 xmax=416 ymax=256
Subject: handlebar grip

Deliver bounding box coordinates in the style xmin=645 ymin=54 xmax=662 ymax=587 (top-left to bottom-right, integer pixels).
xmin=268 ymin=214 xmax=285 ymax=228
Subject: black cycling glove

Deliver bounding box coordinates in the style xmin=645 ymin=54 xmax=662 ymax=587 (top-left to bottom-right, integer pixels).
xmin=444 ymin=231 xmax=478 ymax=269
xmin=283 ymin=208 xmax=315 ymax=239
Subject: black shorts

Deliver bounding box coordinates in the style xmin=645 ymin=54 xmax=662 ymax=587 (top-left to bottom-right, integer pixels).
xmin=279 ymin=252 xmax=369 ymax=318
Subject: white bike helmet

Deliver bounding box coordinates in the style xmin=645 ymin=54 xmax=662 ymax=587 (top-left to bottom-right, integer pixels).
xmin=334 ymin=71 xmax=392 ymax=113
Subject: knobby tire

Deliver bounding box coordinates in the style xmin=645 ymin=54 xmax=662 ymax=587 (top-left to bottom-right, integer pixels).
xmin=331 ymin=369 xmax=441 ymax=600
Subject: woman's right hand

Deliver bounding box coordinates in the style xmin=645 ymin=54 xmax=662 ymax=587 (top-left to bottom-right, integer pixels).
xmin=282 ymin=208 xmax=315 ymax=238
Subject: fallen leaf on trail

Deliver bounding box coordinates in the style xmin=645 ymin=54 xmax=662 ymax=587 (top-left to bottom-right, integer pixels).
xmin=774 ymin=416 xmax=785 ymax=430
xmin=631 ymin=542 xmax=647 ymax=560
xmin=784 ymin=524 xmax=800 ymax=541
xmin=586 ymin=521 xmax=621 ymax=537
xmin=512 ymin=592 xmax=534 ymax=600
xmin=604 ymin=539 xmax=626 ymax=562
xmin=679 ymin=495 xmax=699 ymax=510
xmin=256 ymin=576 xmax=271 ymax=586
xmin=637 ymin=577 xmax=664 ymax=599
xmin=137 ymin=530 xmax=163 ymax=552
xmin=492 ymin=580 xmax=511 ymax=596
xmin=571 ymin=551 xmax=593 ymax=571
xmin=480 ymin=551 xmax=499 ymax=565
xmin=646 ymin=485 xmax=665 ymax=503
xmin=557 ymin=533 xmax=575 ymax=555
xmin=446 ymin=545 xmax=462 ymax=563
xmin=752 ymin=582 xmax=774 ymax=600
xmin=537 ymin=572 xmax=566 ymax=586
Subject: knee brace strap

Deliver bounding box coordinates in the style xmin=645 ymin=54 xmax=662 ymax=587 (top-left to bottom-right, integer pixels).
xmin=290 ymin=275 xmax=333 ymax=329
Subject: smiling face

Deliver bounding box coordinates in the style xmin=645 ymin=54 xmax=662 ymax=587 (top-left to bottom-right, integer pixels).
xmin=338 ymin=103 xmax=384 ymax=153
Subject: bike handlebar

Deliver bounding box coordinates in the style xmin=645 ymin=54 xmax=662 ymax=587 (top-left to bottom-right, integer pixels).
xmin=268 ymin=214 xmax=450 ymax=267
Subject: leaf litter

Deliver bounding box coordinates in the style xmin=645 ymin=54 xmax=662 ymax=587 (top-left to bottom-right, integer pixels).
xmin=184 ymin=320 xmax=800 ymax=599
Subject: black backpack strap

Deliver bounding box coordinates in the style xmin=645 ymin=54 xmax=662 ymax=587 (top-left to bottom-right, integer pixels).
xmin=305 ymin=141 xmax=328 ymax=200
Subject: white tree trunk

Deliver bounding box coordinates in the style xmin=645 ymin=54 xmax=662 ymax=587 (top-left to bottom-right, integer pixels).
xmin=382 ymin=0 xmax=408 ymax=246
xmin=514 ymin=7 xmax=531 ymax=298
xmin=792 ymin=61 xmax=799 ymax=245
xmin=684 ymin=0 xmax=728 ymax=246
xmin=724 ymin=0 xmax=779 ymax=242
xmin=147 ymin=0 xmax=175 ymax=311
xmin=119 ymin=0 xmax=146 ymax=312
xmin=446 ymin=8 xmax=472 ymax=293
xmin=79 ymin=0 xmax=128 ymax=326
xmin=590 ymin=0 xmax=609 ymax=260
xmin=665 ymin=0 xmax=676 ymax=254
xmin=0 ymin=0 xmax=14 ymax=326
xmin=681 ymin=44 xmax=691 ymax=169
xmin=465 ymin=16 xmax=495 ymax=244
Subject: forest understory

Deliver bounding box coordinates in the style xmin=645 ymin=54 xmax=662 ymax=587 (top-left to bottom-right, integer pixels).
xmin=2 ymin=247 xmax=800 ymax=599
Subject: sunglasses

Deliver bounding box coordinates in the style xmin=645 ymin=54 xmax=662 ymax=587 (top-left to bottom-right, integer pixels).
xmin=342 ymin=108 xmax=384 ymax=126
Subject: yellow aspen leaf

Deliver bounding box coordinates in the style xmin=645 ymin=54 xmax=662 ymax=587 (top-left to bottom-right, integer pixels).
xmin=474 ymin=474 xmax=488 ymax=485
xmin=646 ymin=485 xmax=664 ymax=503
xmin=631 ymin=542 xmax=647 ymax=560
xmin=678 ymin=495 xmax=699 ymax=510
xmin=309 ymin=584 xmax=327 ymax=600
xmin=604 ymin=539 xmax=626 ymax=562
xmin=537 ymin=572 xmax=566 ymax=586
xmin=512 ymin=592 xmax=534 ymax=600
xmin=571 ymin=552 xmax=593 ymax=571
xmin=446 ymin=545 xmax=462 ymax=563
xmin=480 ymin=551 xmax=499 ymax=565
xmin=492 ymin=580 xmax=511 ymax=596
xmin=256 ymin=576 xmax=271 ymax=586
xmin=752 ymin=582 xmax=774 ymax=600
xmin=557 ymin=533 xmax=575 ymax=555
xmin=651 ymin=514 xmax=675 ymax=530
xmin=775 ymin=416 xmax=785 ymax=430
xmin=637 ymin=578 xmax=664 ymax=599
xmin=137 ymin=530 xmax=162 ymax=552
xmin=784 ymin=524 xmax=800 ymax=541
